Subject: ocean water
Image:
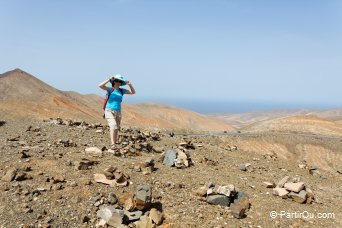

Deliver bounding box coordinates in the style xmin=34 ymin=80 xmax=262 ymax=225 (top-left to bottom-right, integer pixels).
xmin=125 ymin=98 xmax=340 ymax=114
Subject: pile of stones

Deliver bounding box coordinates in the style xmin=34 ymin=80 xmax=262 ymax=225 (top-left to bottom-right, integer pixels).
xmin=94 ymin=166 xmax=129 ymax=187
xmin=1 ymin=167 xmax=33 ymax=182
xmin=267 ymin=176 xmax=315 ymax=204
xmin=96 ymin=185 xmax=166 ymax=227
xmin=45 ymin=117 xmax=104 ymax=129
xmin=132 ymin=158 xmax=156 ymax=175
xmin=162 ymin=148 xmax=192 ymax=168
xmin=195 ymin=183 xmax=251 ymax=219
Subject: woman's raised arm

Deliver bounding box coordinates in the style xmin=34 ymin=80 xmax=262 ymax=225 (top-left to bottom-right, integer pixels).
xmin=99 ymin=77 xmax=114 ymax=91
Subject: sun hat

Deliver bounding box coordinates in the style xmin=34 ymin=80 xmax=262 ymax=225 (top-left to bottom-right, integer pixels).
xmin=114 ymin=74 xmax=126 ymax=86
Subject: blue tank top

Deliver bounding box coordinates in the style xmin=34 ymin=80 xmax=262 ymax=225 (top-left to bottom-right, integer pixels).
xmin=105 ymin=87 xmax=126 ymax=111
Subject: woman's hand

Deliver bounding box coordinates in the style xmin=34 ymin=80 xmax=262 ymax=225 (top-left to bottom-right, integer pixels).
xmin=125 ymin=81 xmax=136 ymax=94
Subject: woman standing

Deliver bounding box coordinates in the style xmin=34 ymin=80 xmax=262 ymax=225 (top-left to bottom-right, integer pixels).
xmin=99 ymin=75 xmax=136 ymax=150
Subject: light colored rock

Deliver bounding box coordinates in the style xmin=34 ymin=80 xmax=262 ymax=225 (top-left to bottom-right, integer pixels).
xmin=142 ymin=166 xmax=153 ymax=175
xmin=94 ymin=174 xmax=116 ymax=185
xmin=284 ymin=182 xmax=305 ymax=193
xmin=298 ymin=164 xmax=306 ymax=169
xmin=97 ymin=206 xmax=124 ymax=226
xmin=306 ymin=188 xmax=315 ymax=204
xmin=276 ymin=176 xmax=290 ymax=188
xmin=195 ymin=186 xmax=208 ymax=197
xmin=174 ymin=158 xmax=185 ymax=168
xmin=177 ymin=150 xmax=189 ymax=167
xmin=149 ymin=208 xmax=163 ymax=225
xmin=216 ymin=185 xmax=236 ymax=197
xmin=288 ymin=190 xmax=307 ymax=203
xmin=206 ymin=187 xmax=214 ymax=195
xmin=85 ymin=147 xmax=102 ymax=157
xmin=263 ymin=182 xmax=276 ymax=188
xmin=239 ymin=164 xmax=247 ymax=171
xmin=1 ymin=168 xmax=17 ymax=182
xmin=273 ymin=188 xmax=289 ymax=197
xmin=134 ymin=215 xmax=153 ymax=228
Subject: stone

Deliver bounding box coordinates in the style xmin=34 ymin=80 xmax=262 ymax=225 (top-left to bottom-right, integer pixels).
xmin=205 ymin=194 xmax=231 ymax=206
xmin=1 ymin=168 xmax=17 ymax=182
xmin=103 ymin=171 xmax=114 ymax=180
xmin=216 ymin=185 xmax=236 ymax=197
xmin=21 ymin=152 xmax=30 ymax=159
xmin=239 ymin=164 xmax=247 ymax=171
xmin=75 ymin=160 xmax=94 ymax=170
xmin=14 ymin=172 xmax=29 ymax=181
xmin=82 ymin=215 xmax=90 ymax=223
xmin=289 ymin=190 xmax=307 ymax=203
xmin=306 ymin=188 xmax=315 ymax=204
xmin=284 ymin=182 xmax=305 ymax=193
xmin=145 ymin=158 xmax=154 ymax=166
xmin=230 ymin=193 xmax=250 ymax=219
xmin=263 ymin=182 xmax=276 ymax=188
xmin=135 ymin=185 xmax=152 ymax=210
xmin=298 ymin=164 xmax=306 ymax=169
xmin=153 ymin=146 xmax=164 ymax=153
xmin=113 ymin=172 xmax=128 ymax=187
xmin=134 ymin=215 xmax=153 ymax=228
xmin=123 ymin=196 xmax=135 ymax=211
xmin=97 ymin=206 xmax=124 ymax=227
xmin=195 ymin=186 xmax=208 ymax=197
xmin=104 ymin=166 xmax=117 ymax=173
xmin=149 ymin=208 xmax=163 ymax=225
xmin=142 ymin=166 xmax=153 ymax=175
xmin=94 ymin=174 xmax=116 ymax=185
xmin=134 ymin=166 xmax=142 ymax=172
xmin=69 ymin=181 xmax=77 ymax=187
xmin=276 ymin=176 xmax=290 ymax=188
xmin=174 ymin=158 xmax=185 ymax=168
xmin=273 ymin=188 xmax=289 ymax=197
xmin=119 ymin=193 xmax=134 ymax=206
xmin=124 ymin=210 xmax=143 ymax=222
xmin=177 ymin=150 xmax=189 ymax=167
xmin=163 ymin=149 xmax=177 ymax=167
xmin=108 ymin=193 xmax=118 ymax=204
xmin=206 ymin=187 xmax=214 ymax=195
xmin=84 ymin=147 xmax=102 ymax=157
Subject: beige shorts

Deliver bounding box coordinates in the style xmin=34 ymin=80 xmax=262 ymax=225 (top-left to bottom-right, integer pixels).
xmin=105 ymin=109 xmax=121 ymax=130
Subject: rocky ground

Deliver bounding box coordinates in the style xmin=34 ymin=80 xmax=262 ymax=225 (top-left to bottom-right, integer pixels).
xmin=0 ymin=119 xmax=341 ymax=228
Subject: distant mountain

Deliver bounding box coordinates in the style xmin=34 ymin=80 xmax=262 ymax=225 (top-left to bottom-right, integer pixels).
xmin=242 ymin=115 xmax=342 ymax=137
xmin=209 ymin=108 xmax=342 ymax=128
xmin=0 ymin=69 xmax=234 ymax=131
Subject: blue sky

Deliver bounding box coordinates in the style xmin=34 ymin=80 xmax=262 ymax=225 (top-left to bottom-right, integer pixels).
xmin=1 ymin=0 xmax=341 ymax=112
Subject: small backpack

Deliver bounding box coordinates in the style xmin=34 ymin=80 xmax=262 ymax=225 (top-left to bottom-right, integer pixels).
xmin=102 ymin=88 xmax=124 ymax=118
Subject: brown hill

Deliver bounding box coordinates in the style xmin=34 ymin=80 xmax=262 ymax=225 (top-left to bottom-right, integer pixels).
xmin=122 ymin=103 xmax=235 ymax=131
xmin=209 ymin=108 xmax=342 ymax=128
xmin=0 ymin=69 xmax=233 ymax=131
xmin=242 ymin=115 xmax=342 ymax=136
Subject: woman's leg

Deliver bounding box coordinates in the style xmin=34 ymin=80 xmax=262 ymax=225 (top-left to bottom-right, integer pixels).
xmin=109 ymin=128 xmax=115 ymax=145
xmin=105 ymin=109 xmax=116 ymax=147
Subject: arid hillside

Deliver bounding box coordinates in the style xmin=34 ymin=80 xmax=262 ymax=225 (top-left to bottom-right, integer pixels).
xmin=241 ymin=115 xmax=342 ymax=137
xmin=210 ymin=108 xmax=342 ymax=129
xmin=0 ymin=69 xmax=233 ymax=131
